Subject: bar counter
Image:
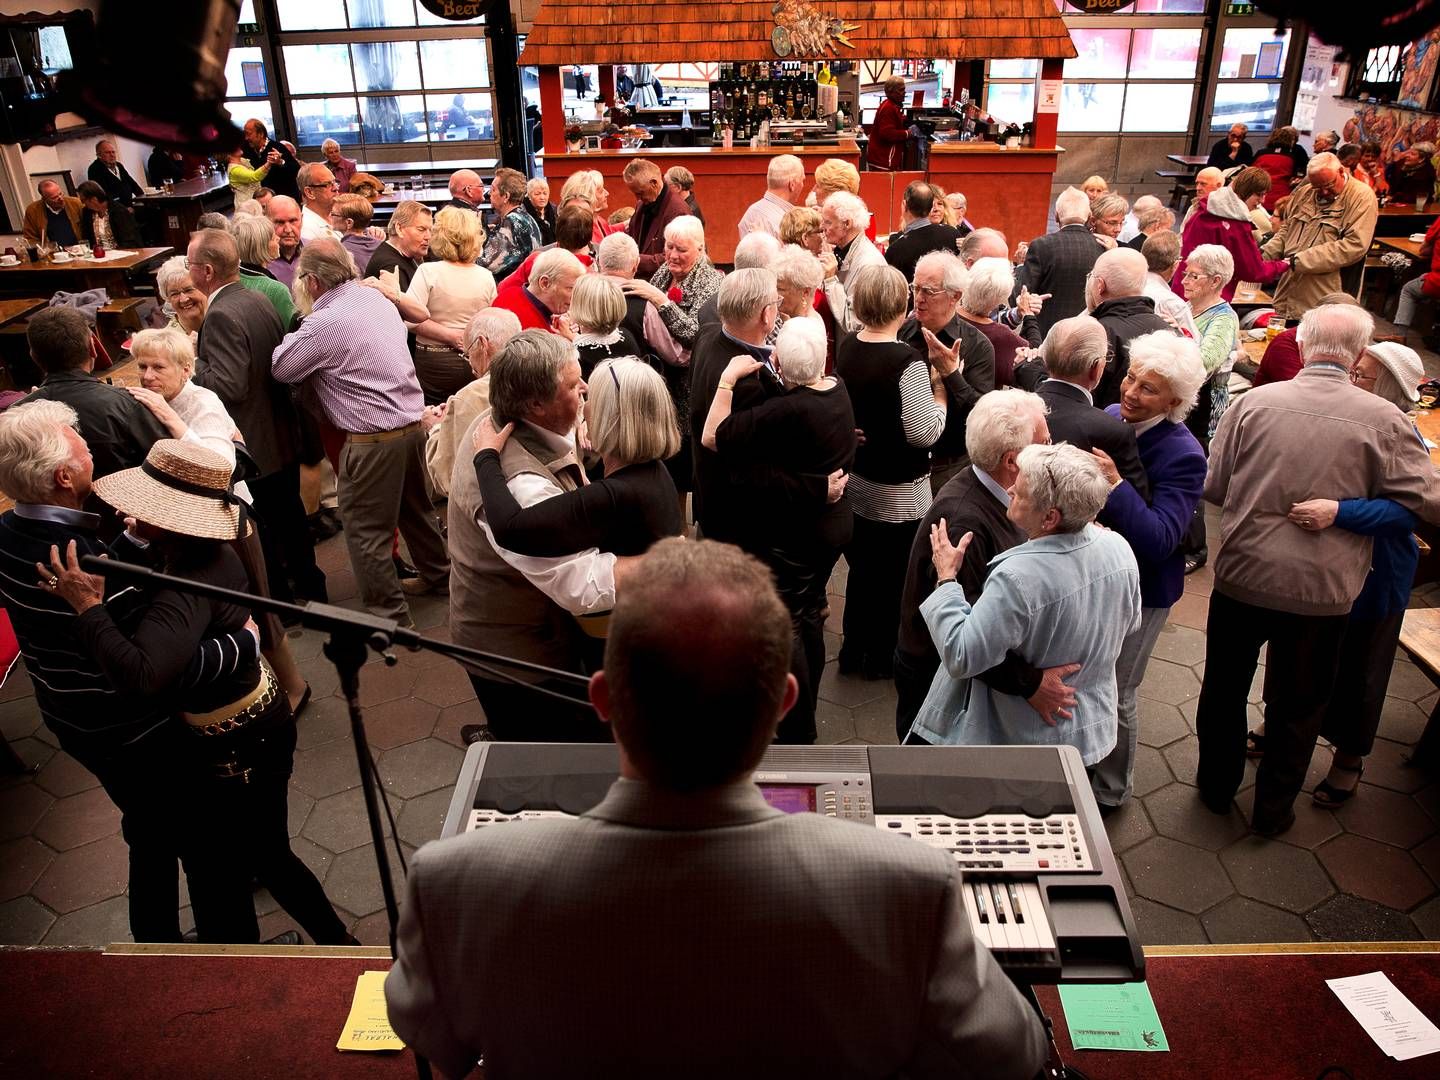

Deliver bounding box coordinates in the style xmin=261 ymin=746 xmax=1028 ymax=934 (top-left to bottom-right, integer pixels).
xmin=540 ymin=139 xmax=1061 ymax=264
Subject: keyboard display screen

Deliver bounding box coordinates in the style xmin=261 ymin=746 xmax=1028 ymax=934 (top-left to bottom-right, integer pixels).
xmin=758 ymin=784 xmax=817 ymax=814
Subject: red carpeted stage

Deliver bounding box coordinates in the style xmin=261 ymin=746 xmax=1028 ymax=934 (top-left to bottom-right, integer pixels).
xmin=2 ymin=943 xmax=1437 ymax=1077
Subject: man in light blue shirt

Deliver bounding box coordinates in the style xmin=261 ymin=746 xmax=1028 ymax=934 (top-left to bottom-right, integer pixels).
xmin=910 ymin=442 xmax=1141 ymax=765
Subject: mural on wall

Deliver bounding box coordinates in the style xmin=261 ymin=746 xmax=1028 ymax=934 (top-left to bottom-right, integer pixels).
xmin=1398 ymin=30 xmax=1440 ymax=110
xmin=1343 ymin=103 xmax=1440 ymax=160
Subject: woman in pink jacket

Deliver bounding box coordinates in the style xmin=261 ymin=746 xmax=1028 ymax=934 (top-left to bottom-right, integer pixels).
xmin=1173 ymin=166 xmax=1289 ymax=301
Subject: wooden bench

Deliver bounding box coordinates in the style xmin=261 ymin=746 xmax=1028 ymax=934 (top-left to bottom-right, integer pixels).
xmin=1156 ymin=169 xmax=1197 ymax=211
xmin=1397 ymin=607 xmax=1440 ymax=768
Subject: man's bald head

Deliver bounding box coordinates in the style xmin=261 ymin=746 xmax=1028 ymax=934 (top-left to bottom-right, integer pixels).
xmin=596 ymin=539 xmax=797 ymax=791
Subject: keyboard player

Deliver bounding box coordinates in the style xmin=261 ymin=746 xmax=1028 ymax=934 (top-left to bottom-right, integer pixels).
xmin=386 ymin=538 xmax=1046 ymax=1079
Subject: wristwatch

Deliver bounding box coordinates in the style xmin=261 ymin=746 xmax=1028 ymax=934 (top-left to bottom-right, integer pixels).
xmin=1287 ymin=254 xmax=1298 ymax=272
xmin=936 ymin=576 xmax=957 ymax=588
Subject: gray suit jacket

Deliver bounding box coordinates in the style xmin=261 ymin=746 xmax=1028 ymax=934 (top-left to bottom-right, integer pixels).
xmin=386 ymin=778 xmax=1045 ymax=1080
xmin=193 ymin=282 xmax=296 ymax=477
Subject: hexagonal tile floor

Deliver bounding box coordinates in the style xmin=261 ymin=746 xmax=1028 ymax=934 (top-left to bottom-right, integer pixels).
xmin=1 ymin=511 xmax=1437 ymax=948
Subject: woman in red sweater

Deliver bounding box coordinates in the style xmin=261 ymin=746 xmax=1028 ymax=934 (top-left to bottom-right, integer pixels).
xmin=1173 ymin=166 xmax=1289 ymax=301
xmin=867 ymin=76 xmax=910 ymax=171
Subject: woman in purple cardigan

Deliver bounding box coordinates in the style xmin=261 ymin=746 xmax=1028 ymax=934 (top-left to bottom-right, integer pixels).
xmin=1088 ymin=331 xmax=1209 ymax=812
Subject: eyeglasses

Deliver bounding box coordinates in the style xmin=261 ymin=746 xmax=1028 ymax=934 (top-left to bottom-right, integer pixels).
xmin=915 ymin=284 xmax=949 ymax=297
xmin=307 ymin=181 xmax=339 ymax=190
xmin=1350 ymin=368 xmax=1377 ymax=384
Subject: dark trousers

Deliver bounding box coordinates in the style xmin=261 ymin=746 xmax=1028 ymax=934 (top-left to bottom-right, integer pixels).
xmin=186 ymin=715 xmax=348 ymax=944
xmin=777 ymin=616 xmax=822 ymax=745
xmin=769 ymin=543 xmax=842 ymax=746
xmin=840 ymin=515 xmax=919 ymax=672
xmin=249 ymin=464 xmax=327 ymax=604
xmin=893 ymin=648 xmax=936 ymax=742
xmin=413 ymin=345 xmax=474 ymax=407
xmin=468 ymin=673 xmax=610 ymax=743
xmin=1320 ymin=611 xmax=1405 ymax=758
xmin=80 ymin=734 xmax=187 ymax=942
xmin=1180 ymin=396 xmax=1213 ymax=560
xmin=1195 ymin=589 xmax=1348 ymax=827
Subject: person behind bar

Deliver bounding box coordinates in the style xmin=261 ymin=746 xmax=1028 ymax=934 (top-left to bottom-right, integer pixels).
xmin=386 ymin=536 xmax=1046 ymax=1080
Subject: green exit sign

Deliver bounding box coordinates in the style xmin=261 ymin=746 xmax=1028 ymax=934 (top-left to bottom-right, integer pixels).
xmin=1226 ymin=1 xmax=1256 ymax=13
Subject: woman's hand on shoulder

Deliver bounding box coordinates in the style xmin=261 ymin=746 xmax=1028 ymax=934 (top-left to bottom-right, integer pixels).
xmin=473 ymin=415 xmax=514 ymax=455
xmin=37 ymin=540 xmax=104 ymax=614
xmin=722 ymin=355 xmax=763 ymax=384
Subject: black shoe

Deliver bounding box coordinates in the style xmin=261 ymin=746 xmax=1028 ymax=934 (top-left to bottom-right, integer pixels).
xmin=265 ymin=930 xmax=302 ymax=946
xmin=394 ymin=556 xmax=419 ymax=580
xmin=1198 ymin=788 xmax=1232 ymax=815
xmin=861 ymin=656 xmax=894 ymax=681
xmin=837 ymin=650 xmax=863 ymax=676
xmin=307 ymin=512 xmax=342 ymax=543
xmin=460 ymin=724 xmax=495 ymax=746
xmin=1183 ymin=553 xmax=1207 ymax=576
xmin=1251 ymin=811 xmax=1296 ymax=838
xmin=1097 ymin=801 xmax=1121 ymax=819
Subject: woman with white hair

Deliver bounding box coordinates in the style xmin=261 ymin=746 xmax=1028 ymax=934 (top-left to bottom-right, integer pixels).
xmin=471 ymin=355 xmax=683 ymax=562
xmin=405 ymin=205 xmax=497 ymax=404
xmin=524 ymin=176 xmax=557 ymax=246
xmin=773 ymin=244 xmax=825 ymax=328
xmin=122 ymin=327 xmax=311 ymax=719
xmin=1282 ymin=341 xmax=1425 ymax=808
xmin=423 ymin=306 xmax=524 ymax=497
xmin=1182 ymin=243 xmax=1240 ymax=440
xmin=559 ymin=169 xmax=613 ymax=245
xmin=699 ymin=318 xmax=857 ymax=730
xmin=1087 ymin=331 xmax=1208 ymax=811
xmin=956 ymin=257 xmax=1029 ymax=386
xmin=910 ymin=443 xmax=1142 ymax=763
xmin=155 ymin=256 xmax=206 ymax=342
xmin=622 ymin=214 xmax=723 ymax=350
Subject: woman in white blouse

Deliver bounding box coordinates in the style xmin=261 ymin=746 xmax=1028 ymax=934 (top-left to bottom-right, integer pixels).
xmin=405 ymin=205 xmax=497 ymax=405
xmin=124 ymin=327 xmax=310 ymax=717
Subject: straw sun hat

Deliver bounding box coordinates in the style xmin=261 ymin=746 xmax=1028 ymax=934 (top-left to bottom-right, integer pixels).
xmin=93 ymin=439 xmax=250 ymax=540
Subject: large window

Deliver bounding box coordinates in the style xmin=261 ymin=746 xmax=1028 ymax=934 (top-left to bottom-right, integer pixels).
xmin=244 ymin=0 xmax=493 ymax=156
xmin=1209 ymin=26 xmax=1290 ymax=131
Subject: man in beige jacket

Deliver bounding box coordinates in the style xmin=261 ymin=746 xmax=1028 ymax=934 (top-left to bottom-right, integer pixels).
xmin=1261 ymin=152 xmax=1378 ymax=320
xmin=1195 ymin=303 xmax=1439 ymax=836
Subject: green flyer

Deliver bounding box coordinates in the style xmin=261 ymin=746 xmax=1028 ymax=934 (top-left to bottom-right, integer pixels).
xmin=1057 ymin=982 xmax=1170 ymax=1052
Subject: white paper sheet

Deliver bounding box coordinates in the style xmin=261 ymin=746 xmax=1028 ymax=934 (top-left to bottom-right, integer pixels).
xmin=1326 ymin=971 xmax=1440 ymax=1062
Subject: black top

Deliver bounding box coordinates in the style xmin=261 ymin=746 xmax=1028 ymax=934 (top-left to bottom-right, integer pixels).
xmin=524 ymin=201 xmax=558 ymax=246
xmin=894 ymin=467 xmax=1042 ymax=698
xmin=147 ymin=149 xmax=185 ymax=186
xmin=19 ymin=369 xmax=167 ymax=480
xmin=474 ymin=453 xmax=681 ymax=557
xmin=688 ymin=323 xmax=828 ymax=546
xmin=1037 ymin=380 xmax=1150 ymax=502
xmin=0 ymin=508 xmax=257 ymax=763
xmin=835 ymin=335 xmax=933 ymax=485
xmin=575 ymin=328 xmax=642 ymax=381
xmin=884 ymin=221 xmax=961 ymax=284
xmin=75 ymin=542 xmax=260 ymax=714
xmin=1206 ymin=137 xmax=1255 ymax=169
xmin=1090 ymin=294 xmax=1173 ymax=408
xmin=245 ymin=139 xmax=300 ymax=200
xmin=86 ymin=159 xmax=144 ymax=205
xmin=41 ymin=203 xmax=78 ymax=247
xmin=364 ymin=242 xmax=420 ymax=292
xmin=82 ymin=204 xmax=141 ymax=249
xmin=897 ymin=316 xmax=995 ymax=460
xmin=715 ymin=381 xmax=857 ymax=551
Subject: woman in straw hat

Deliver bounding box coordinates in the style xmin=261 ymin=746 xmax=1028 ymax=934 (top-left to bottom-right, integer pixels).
xmin=1283 ymin=341 xmax=1426 ymax=808
xmin=40 ymin=439 xmax=352 ymax=945
xmin=124 ymin=326 xmax=310 ymax=719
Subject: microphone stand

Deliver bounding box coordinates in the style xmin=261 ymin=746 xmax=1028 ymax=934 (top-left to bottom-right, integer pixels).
xmin=83 ymin=555 xmax=592 ymax=1080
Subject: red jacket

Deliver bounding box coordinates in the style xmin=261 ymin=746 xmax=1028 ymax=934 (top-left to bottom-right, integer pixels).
xmin=491 ymin=282 xmax=557 ymax=333
xmin=496 ymin=249 xmax=592 ymax=293
xmin=626 ymin=184 xmax=690 ymax=279
xmin=1172 ymin=187 xmax=1289 ymax=302
xmin=867 ymin=98 xmax=909 ymax=171
xmin=1253 ymin=150 xmax=1296 ymax=212
xmin=1419 ymin=214 xmax=1440 ymax=298
xmin=1252 ymin=327 xmax=1301 ymax=386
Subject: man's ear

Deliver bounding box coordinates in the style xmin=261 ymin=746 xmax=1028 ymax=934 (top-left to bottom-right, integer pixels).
xmin=588 ymin=670 xmax=612 ymax=726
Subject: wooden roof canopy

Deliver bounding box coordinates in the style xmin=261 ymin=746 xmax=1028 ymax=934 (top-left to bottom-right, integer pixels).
xmin=519 ymin=0 xmax=1079 ymax=65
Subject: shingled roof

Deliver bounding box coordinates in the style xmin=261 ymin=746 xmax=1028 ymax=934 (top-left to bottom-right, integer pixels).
xmin=519 ymin=0 xmax=1077 ymax=65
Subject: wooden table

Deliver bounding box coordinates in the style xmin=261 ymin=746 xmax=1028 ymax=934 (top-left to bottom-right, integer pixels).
xmin=0 ymin=297 xmax=46 ymax=330
xmin=1230 ymin=283 xmax=1274 ymax=308
xmin=1375 ymin=203 xmax=1440 ymax=238
xmin=1165 ymin=153 xmax=1210 ymax=168
xmin=133 ymin=175 xmax=233 ymax=250
xmin=1379 ymin=235 xmax=1426 ymax=259
xmin=0 ymin=247 xmax=173 ymax=299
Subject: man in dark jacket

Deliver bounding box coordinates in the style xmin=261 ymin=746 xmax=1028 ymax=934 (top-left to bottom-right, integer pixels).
xmin=1086 ymin=247 xmax=1175 ymax=407
xmin=884 ymin=181 xmax=959 ymax=284
xmin=897 ymin=251 xmax=995 ymax=492
xmin=1206 ymin=123 xmax=1254 ymax=169
xmin=19 ymin=308 xmax=165 ymax=480
xmin=86 ymin=139 xmax=144 ymax=206
xmin=893 ymin=389 xmax=1079 ymax=741
xmin=243 ymin=118 xmax=300 ymax=201
xmin=624 ymin=159 xmax=690 ymax=278
xmin=1032 ymin=312 xmax=1149 ymax=500
xmin=187 ymin=228 xmax=325 ymax=605
xmin=76 ymin=181 xmax=141 ymax=249
xmin=1016 ymin=186 xmax=1102 ymax=338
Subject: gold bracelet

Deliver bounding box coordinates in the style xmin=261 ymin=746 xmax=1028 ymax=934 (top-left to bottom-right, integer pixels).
xmin=718 ymin=381 xmax=735 ymax=392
